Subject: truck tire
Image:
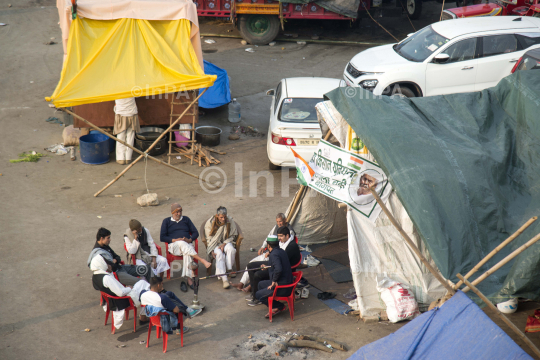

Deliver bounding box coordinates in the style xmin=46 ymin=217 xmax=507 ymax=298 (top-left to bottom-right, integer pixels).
xmin=238 ymin=14 xmax=280 ymax=45
xmin=405 ymin=0 xmax=422 ymax=19
xmin=394 ymin=85 xmax=416 ymax=98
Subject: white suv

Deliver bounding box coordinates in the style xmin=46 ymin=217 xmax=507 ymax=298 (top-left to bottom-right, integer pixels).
xmin=343 ymin=16 xmax=540 ymax=97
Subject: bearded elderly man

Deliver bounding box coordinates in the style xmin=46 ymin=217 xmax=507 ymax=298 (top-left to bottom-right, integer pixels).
xmin=160 ymin=203 xmax=212 ymax=289
xmin=203 ymin=206 xmax=239 ymax=289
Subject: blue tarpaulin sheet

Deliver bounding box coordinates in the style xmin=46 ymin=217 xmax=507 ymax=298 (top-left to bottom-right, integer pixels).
xmin=349 ymin=291 xmax=532 ymax=360
xmin=199 ymin=61 xmax=231 ymax=109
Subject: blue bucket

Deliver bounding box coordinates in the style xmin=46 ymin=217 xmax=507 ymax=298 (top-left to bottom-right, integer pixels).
xmin=90 ymin=130 xmax=115 ymax=153
xmin=79 ymin=133 xmax=110 ymax=165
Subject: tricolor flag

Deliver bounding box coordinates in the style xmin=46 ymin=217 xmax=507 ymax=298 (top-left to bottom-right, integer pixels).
xmin=347 ymin=155 xmax=363 ymax=170
xmin=291 ymin=148 xmax=314 ymax=186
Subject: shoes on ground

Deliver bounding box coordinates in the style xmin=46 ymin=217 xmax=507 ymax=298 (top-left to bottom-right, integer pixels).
xmin=180 ymin=281 xmax=188 ymax=293
xmin=245 ymin=294 xmax=254 ymax=301
xmin=116 ymin=160 xmax=125 ymax=165
xmin=265 ymin=307 xmax=285 ymax=318
xmin=223 ymin=280 xmax=231 ymax=289
xmin=301 ymin=288 xmax=310 ymax=299
xmin=302 ymin=255 xmax=320 ymax=267
xmin=317 ymin=291 xmax=336 ymax=300
xmin=247 ymin=299 xmax=262 ymax=306
xmin=187 ymin=307 xmax=202 ymax=318
xmin=176 ymin=326 xmax=189 ymax=335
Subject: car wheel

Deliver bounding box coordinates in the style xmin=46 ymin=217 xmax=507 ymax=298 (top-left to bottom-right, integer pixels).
xmin=393 ymin=85 xmax=416 ymax=98
xmin=268 ymin=159 xmax=281 ymax=170
xmin=406 ymin=0 xmax=422 ymax=19
xmin=238 ymin=15 xmax=280 ymax=45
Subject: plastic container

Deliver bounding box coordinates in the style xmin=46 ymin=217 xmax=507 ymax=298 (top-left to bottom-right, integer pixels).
xmin=90 ymin=130 xmax=115 ymax=153
xmin=228 ymin=98 xmax=241 ymax=123
xmin=173 ymin=131 xmax=189 ymax=147
xmin=79 ymin=133 xmax=111 ymax=165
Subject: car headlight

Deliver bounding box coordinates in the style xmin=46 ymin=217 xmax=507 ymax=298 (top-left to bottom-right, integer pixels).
xmin=360 ymin=80 xmax=378 ymax=89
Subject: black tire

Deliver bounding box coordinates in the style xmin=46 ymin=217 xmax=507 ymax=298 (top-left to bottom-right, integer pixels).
xmin=268 ymin=159 xmax=280 ymax=170
xmin=238 ymin=14 xmax=280 ymax=45
xmin=406 ymin=0 xmax=422 ymax=20
xmin=393 ymin=85 xmax=416 ymax=98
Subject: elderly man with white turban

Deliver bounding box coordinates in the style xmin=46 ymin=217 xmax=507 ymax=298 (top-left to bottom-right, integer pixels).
xmin=90 ymin=255 xmax=150 ymax=330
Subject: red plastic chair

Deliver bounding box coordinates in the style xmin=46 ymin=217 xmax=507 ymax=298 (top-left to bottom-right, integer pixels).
xmin=295 ymin=236 xmax=298 ymax=244
xmin=291 ymin=253 xmax=302 ymax=270
xmin=98 ymin=263 xmax=124 ymax=306
xmin=124 ymin=243 xmax=162 ymax=265
xmin=100 ymin=291 xmax=137 ymax=334
xmin=166 ymin=239 xmax=198 ymax=279
xmin=146 ymin=311 xmax=184 ymax=353
xmin=268 ymin=271 xmax=303 ymax=323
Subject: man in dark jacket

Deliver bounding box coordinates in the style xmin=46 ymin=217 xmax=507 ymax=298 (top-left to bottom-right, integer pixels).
xmin=246 ymin=227 xmax=300 ymax=306
xmin=88 ymin=227 xmax=152 ymax=285
xmin=255 ymin=235 xmax=293 ymax=318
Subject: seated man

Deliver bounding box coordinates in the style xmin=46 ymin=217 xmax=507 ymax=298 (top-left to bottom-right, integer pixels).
xmin=88 ymin=227 xmax=152 ymax=285
xmin=90 ymin=254 xmax=150 ymax=330
xmin=203 ymin=206 xmax=238 ymax=289
xmin=258 ymin=213 xmax=295 ymax=256
xmin=140 ymin=277 xmax=201 ymax=335
xmin=232 ymin=213 xmax=295 ymax=292
xmin=160 ymin=203 xmax=211 ymax=289
xmin=125 ymin=219 xmax=170 ymax=278
xmin=255 ymin=236 xmax=293 ymax=319
xmin=245 ymin=227 xmax=301 ymax=306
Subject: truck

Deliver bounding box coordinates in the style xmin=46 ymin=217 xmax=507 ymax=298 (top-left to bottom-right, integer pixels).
xmin=442 ymin=0 xmax=540 ymax=20
xmin=194 ymin=0 xmax=427 ymax=44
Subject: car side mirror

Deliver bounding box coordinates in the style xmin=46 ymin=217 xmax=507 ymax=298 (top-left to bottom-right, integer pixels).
xmin=433 ymin=53 xmax=450 ymax=64
xmin=266 ymin=89 xmax=275 ymax=96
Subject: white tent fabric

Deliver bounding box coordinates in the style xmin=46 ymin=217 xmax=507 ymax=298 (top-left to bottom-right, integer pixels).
xmin=315 ymin=100 xmax=447 ymax=316
xmin=286 ymin=188 xmax=348 ymax=245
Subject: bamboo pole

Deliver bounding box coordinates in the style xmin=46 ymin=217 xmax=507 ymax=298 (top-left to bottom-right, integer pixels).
xmin=61 ymin=108 xmax=211 ymax=193
xmin=369 ymin=187 xmax=455 ymax=294
xmin=70 ymin=88 xmax=208 ymax=197
xmin=454 ymin=217 xmax=537 ymax=289
xmin=461 ymin=232 xmax=540 ymax=293
xmin=456 ymin=274 xmax=540 ymax=359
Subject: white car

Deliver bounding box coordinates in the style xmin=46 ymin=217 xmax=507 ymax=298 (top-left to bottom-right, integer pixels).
xmin=266 ymin=77 xmax=341 ymax=170
xmin=343 ymin=16 xmax=540 ymax=97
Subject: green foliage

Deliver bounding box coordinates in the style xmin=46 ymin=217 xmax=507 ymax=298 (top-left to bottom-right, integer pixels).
xmin=10 ymin=152 xmax=44 ymax=163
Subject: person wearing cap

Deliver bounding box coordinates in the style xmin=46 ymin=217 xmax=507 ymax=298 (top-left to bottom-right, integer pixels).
xmin=232 ymin=215 xmax=295 ymax=292
xmin=160 ymin=203 xmax=212 ymax=289
xmin=203 ymin=206 xmax=239 ymax=289
xmin=90 ymin=254 xmax=150 ymax=330
xmin=242 ymin=227 xmax=300 ymax=305
xmin=255 ymin=235 xmax=293 ymax=319
xmin=124 ymin=219 xmax=170 ymax=278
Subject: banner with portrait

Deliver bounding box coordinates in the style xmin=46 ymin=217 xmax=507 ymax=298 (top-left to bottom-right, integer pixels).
xmin=307 ymin=140 xmax=392 ymax=222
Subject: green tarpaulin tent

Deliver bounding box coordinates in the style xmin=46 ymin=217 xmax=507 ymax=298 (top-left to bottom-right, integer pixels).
xmin=325 ymin=71 xmax=540 ymax=302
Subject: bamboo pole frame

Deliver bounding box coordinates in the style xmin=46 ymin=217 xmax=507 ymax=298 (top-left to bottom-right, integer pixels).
xmin=369 ymin=187 xmax=456 ymax=295
xmin=461 ymin=232 xmax=540 ymax=293
xmin=456 ymin=274 xmax=540 ymax=359
xmin=61 ymin=88 xmax=211 ymax=197
xmin=454 ymin=216 xmax=537 ymax=289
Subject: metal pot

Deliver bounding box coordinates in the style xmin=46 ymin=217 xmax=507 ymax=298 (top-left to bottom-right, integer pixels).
xmin=134 ymin=136 xmax=167 ymax=156
xmin=136 ymin=127 xmax=164 ymax=141
xmin=195 ymin=126 xmax=222 ymax=147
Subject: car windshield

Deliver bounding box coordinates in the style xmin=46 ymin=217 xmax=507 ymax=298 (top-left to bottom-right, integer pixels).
xmin=279 ymin=98 xmax=322 ymax=122
xmin=394 ymin=26 xmax=450 ymax=62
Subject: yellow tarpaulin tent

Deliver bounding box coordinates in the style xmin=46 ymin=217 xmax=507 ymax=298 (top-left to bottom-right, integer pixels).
xmin=46 ymin=17 xmax=216 ymax=107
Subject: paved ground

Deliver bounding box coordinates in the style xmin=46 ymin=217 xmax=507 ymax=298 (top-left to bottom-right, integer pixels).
xmin=1 ymin=1 xmax=539 ymax=359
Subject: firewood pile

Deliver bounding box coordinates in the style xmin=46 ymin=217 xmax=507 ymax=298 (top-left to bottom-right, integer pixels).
xmin=174 ymin=144 xmax=224 ymax=167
